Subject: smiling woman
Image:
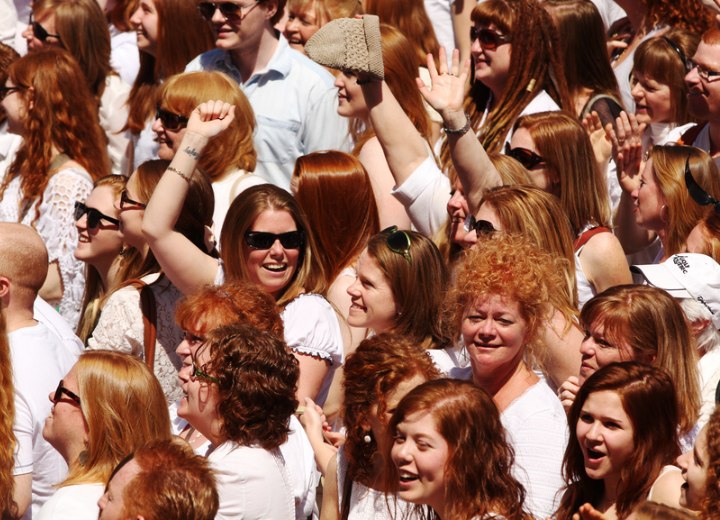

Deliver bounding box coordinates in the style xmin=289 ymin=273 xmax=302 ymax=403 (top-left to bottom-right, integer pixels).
xmin=557 ymin=362 xmax=683 ymax=519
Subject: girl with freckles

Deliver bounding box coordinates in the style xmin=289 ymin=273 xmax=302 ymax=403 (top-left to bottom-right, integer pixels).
xmin=557 ymin=362 xmax=684 ymax=520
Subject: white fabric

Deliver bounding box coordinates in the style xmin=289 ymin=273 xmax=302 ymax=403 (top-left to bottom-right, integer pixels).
xmin=211 ymin=170 xmax=266 ymax=236
xmin=109 ymin=24 xmax=140 ymax=86
xmin=392 ymin=154 xmax=451 ymax=239
xmin=185 ymin=35 xmax=351 ymax=190
xmin=34 ymin=483 xmax=103 ymax=520
xmin=86 ymin=273 xmax=184 ymax=403
xmin=0 ymin=0 xmax=17 ymax=48
xmin=0 ymin=131 xmax=21 ymax=183
xmin=336 ymin=447 xmax=412 ymax=519
xmin=427 ymin=343 xmax=472 ymax=380
xmin=131 ymin=119 xmax=160 ymax=170
xmin=500 ymin=380 xmax=568 ymax=519
xmin=698 ymin=346 xmax=720 ymax=429
xmin=424 ymin=0 xmax=456 ymax=66
xmin=12 ymin=0 xmax=29 ymax=55
xmin=498 ymin=90 xmax=560 ymax=147
xmin=589 ymin=0 xmax=626 ymax=31
xmin=99 ymin=74 xmax=132 ymax=176
xmin=32 ymin=297 xmax=84 ymax=358
xmin=11 ymin=323 xmax=78 ymax=520
xmin=209 ymin=441 xmax=294 ymax=520
xmin=0 ymin=167 xmax=93 ymax=329
xmin=169 ymin=403 xmax=319 ymax=520
xmin=281 ymin=293 xmax=344 ymax=406
xmin=647 ymin=465 xmax=682 ymax=502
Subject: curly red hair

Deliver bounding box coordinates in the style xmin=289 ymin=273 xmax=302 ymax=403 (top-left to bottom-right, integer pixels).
xmin=1 ymin=48 xmax=109 ymax=223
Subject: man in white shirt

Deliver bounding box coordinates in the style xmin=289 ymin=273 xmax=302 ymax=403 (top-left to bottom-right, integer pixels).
xmin=185 ymin=0 xmax=349 ymax=190
xmin=0 ymin=223 xmax=78 ymax=519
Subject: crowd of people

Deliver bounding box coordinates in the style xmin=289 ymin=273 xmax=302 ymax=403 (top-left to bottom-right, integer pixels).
xmin=1 ymin=0 xmax=720 ymax=518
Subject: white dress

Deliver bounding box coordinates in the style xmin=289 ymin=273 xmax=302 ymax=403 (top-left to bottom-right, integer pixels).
xmin=0 ymin=167 xmax=93 ymax=329
xmin=86 ymin=273 xmax=184 ymax=402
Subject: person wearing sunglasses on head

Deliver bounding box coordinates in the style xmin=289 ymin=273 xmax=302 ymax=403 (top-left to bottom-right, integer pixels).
xmin=0 ymin=48 xmax=109 ymax=330
xmin=73 ymin=176 xmax=128 ymax=345
xmin=37 ymin=351 xmax=171 ymax=520
xmin=152 ymin=71 xmax=266 ymax=235
xmin=86 ymin=159 xmax=217 ymax=404
xmin=142 ymin=101 xmax=344 ymax=408
xmin=22 ymin=0 xmax=133 ymax=176
xmin=185 ymin=0 xmax=350 ymax=191
xmin=126 ymin=0 xmax=214 ymax=169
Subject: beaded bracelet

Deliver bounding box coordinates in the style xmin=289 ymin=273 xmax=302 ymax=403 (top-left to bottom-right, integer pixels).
xmin=168 ymin=166 xmax=192 ymax=183
xmin=442 ymin=112 xmax=472 ymax=136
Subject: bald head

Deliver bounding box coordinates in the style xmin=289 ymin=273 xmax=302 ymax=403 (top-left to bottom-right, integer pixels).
xmin=0 ymin=223 xmax=49 ymax=296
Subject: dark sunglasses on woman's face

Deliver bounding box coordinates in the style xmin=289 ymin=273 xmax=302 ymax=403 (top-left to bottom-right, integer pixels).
xmin=470 ymin=26 xmax=511 ymax=51
xmin=685 ymin=157 xmax=720 ymax=214
xmin=74 ymin=201 xmax=120 ymax=230
xmin=120 ymin=190 xmax=146 ymax=210
xmin=52 ymin=380 xmax=81 ymax=405
xmin=155 ymin=107 xmax=189 ymax=132
xmin=465 ymin=215 xmax=497 ymax=238
xmin=29 ymin=13 xmax=61 ymax=42
xmin=504 ymin=143 xmax=545 ymax=170
xmin=244 ymin=230 xmax=305 ymax=250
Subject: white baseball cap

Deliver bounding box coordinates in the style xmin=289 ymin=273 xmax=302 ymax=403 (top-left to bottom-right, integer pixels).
xmin=631 ymin=253 xmax=720 ymax=329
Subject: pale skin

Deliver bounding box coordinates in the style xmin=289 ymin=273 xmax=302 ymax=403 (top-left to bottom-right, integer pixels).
xmin=141 ymin=101 xmax=330 ymax=403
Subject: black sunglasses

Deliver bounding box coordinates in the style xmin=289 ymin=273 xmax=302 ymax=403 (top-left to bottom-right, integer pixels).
xmin=29 ymin=13 xmax=61 ymax=42
xmin=244 ymin=230 xmax=305 ymax=250
xmin=470 ymin=27 xmax=511 ymax=51
xmin=0 ymin=86 xmax=21 ymax=101
xmin=53 ymin=380 xmax=81 ymax=405
xmin=74 ymin=201 xmax=120 ymax=230
xmin=196 ymin=1 xmax=259 ymax=21
xmin=504 ymin=143 xmax=545 ymax=170
xmin=465 ymin=216 xmax=497 ymax=238
xmin=381 ymin=225 xmax=412 ymax=263
xmin=685 ymin=157 xmax=720 ymax=214
xmin=120 ymin=190 xmax=146 ymax=210
xmin=155 ymin=107 xmax=189 ymax=132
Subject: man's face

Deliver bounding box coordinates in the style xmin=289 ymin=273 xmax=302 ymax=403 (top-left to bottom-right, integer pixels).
xmin=205 ymin=0 xmax=276 ymax=54
xmin=686 ymin=40 xmax=720 ymax=122
xmin=97 ymin=458 xmax=142 ymax=520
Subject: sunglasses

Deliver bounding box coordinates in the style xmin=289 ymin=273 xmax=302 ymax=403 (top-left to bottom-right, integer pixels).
xmin=196 ymin=0 xmax=260 ymax=21
xmin=120 ymin=190 xmax=146 ymax=210
xmin=74 ymin=201 xmax=120 ymax=230
xmin=465 ymin=216 xmax=497 ymax=238
xmin=381 ymin=225 xmax=412 ymax=263
xmin=244 ymin=230 xmax=305 ymax=250
xmin=155 ymin=107 xmax=189 ymax=132
xmin=504 ymin=143 xmax=545 ymax=170
xmin=191 ymin=360 xmax=219 ymax=384
xmin=0 ymin=86 xmax=21 ymax=101
xmin=685 ymin=157 xmax=720 ymax=214
xmin=29 ymin=13 xmax=61 ymax=42
xmin=53 ymin=380 xmax=81 ymax=405
xmin=470 ymin=27 xmax=511 ymax=51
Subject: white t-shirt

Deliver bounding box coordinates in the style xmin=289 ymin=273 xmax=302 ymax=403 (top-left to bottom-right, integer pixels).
xmin=35 ymin=483 xmax=103 ymax=520
xmin=11 ymin=322 xmax=79 ymax=519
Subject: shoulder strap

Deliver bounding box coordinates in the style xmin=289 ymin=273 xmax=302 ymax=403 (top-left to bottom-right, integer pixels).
xmin=124 ymin=278 xmax=157 ymax=371
xmin=677 ymin=123 xmax=706 ymax=146
xmin=573 ymin=226 xmax=611 ymax=252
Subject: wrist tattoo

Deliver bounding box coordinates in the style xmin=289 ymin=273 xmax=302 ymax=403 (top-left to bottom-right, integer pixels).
xmin=183 ymin=146 xmax=200 ymax=159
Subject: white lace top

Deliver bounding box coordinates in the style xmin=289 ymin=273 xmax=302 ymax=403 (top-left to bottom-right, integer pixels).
xmin=0 ymin=167 xmax=93 ymax=329
xmin=86 ymin=273 xmax=184 ymax=402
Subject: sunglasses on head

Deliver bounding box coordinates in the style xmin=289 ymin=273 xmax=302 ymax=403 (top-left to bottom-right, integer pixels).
xmin=244 ymin=230 xmax=305 ymax=250
xmin=470 ymin=27 xmax=511 ymax=51
xmin=155 ymin=107 xmax=189 ymax=132
xmin=196 ymin=0 xmax=259 ymax=21
xmin=504 ymin=143 xmax=545 ymax=170
xmin=465 ymin=216 xmax=497 ymax=238
xmin=120 ymin=190 xmax=146 ymax=210
xmin=381 ymin=225 xmax=412 ymax=263
xmin=74 ymin=201 xmax=119 ymax=230
xmin=29 ymin=13 xmax=61 ymax=42
xmin=53 ymin=380 xmax=81 ymax=405
xmin=685 ymin=156 xmax=720 ymax=214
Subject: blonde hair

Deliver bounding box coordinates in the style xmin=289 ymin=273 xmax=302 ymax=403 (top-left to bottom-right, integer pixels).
xmin=62 ymin=351 xmax=171 ymax=486
xmin=285 ymin=0 xmax=361 ymax=26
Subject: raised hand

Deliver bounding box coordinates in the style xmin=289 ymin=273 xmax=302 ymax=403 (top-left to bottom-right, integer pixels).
xmin=417 ymin=47 xmax=469 ymax=121
xmin=573 ymin=503 xmax=609 ymax=520
xmin=582 ymin=111 xmax=612 ymax=168
xmin=558 ymin=376 xmax=580 ymax=413
xmin=186 ymin=100 xmax=236 ymax=139
xmin=605 ymin=111 xmax=645 ymax=193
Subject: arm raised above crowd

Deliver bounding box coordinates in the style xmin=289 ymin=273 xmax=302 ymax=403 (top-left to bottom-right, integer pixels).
xmin=142 ymin=101 xmax=234 ymax=295
xmin=417 ymin=50 xmax=501 ymax=213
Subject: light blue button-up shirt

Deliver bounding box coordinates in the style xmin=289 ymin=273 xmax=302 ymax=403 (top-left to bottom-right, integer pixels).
xmin=186 ymin=35 xmax=351 ymax=190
